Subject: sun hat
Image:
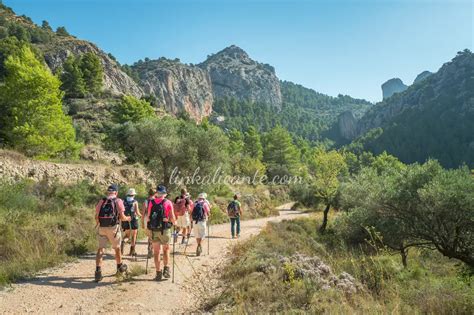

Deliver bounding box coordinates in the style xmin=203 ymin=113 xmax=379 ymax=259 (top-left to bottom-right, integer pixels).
xmin=157 ymin=185 xmax=167 ymax=194
xmin=127 ymin=188 xmax=136 ymax=196
xmin=198 ymin=192 xmax=206 ymax=199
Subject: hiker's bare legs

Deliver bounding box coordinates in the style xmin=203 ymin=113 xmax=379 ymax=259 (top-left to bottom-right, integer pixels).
xmin=153 ymin=242 xmax=161 ymax=271
xmin=162 ymin=244 xmax=170 ymax=267
xmin=114 ymin=248 xmax=122 ymax=264
xmin=131 ymin=229 xmax=137 ymax=246
xmin=95 ymin=248 xmax=104 ymax=267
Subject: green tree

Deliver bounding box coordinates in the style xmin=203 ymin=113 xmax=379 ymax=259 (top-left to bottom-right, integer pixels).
xmin=80 ymin=52 xmax=103 ymax=95
xmin=263 ymin=125 xmax=301 ymax=179
xmin=244 ymin=126 xmax=263 ymax=160
xmin=41 ymin=20 xmax=52 ymax=31
xmin=113 ymin=95 xmax=154 ymax=124
xmin=0 ymin=45 xmax=80 ymax=158
xmin=60 ymin=56 xmax=86 ymax=98
xmin=56 ymin=26 xmax=70 ymax=36
xmin=0 ymin=36 xmax=23 ymax=79
xmin=309 ymin=149 xmax=347 ymax=233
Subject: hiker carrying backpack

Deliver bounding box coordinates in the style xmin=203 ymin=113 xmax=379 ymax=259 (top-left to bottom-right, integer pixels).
xmin=94 ymin=184 xmax=131 ymax=283
xmin=192 ymin=193 xmax=210 ymax=256
xmin=148 ymin=198 xmax=173 ymax=233
xmin=98 ymin=197 xmax=119 ymax=227
xmin=227 ymin=200 xmax=240 ymax=218
xmin=228 ymin=194 xmax=242 ymax=239
xmin=121 ymin=188 xmax=141 ymax=257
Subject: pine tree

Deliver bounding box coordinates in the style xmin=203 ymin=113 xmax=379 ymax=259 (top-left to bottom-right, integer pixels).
xmin=244 ymin=126 xmax=263 ymax=160
xmin=80 ymin=52 xmax=103 ymax=96
xmin=263 ymin=125 xmax=301 ymax=178
xmin=60 ymin=56 xmax=86 ymax=98
xmin=0 ymin=45 xmax=81 ymax=158
xmin=113 ymin=95 xmax=154 ymax=123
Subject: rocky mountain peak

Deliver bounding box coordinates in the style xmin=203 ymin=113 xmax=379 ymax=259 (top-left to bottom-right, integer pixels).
xmin=413 ymin=70 xmax=433 ymax=84
xmin=215 ymin=45 xmax=250 ymax=61
xmin=199 ymin=46 xmax=282 ymax=107
xmin=381 ymin=78 xmax=408 ymax=99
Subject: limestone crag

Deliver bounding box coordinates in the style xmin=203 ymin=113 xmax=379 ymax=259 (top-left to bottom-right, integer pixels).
xmin=133 ymin=58 xmax=213 ymax=121
xmin=42 ymin=39 xmax=143 ymax=97
xmin=381 ymin=78 xmax=408 ymax=99
xmin=199 ymin=45 xmax=282 ymax=108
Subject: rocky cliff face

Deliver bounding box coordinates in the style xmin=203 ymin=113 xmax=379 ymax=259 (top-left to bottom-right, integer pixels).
xmin=356 ymin=50 xmax=474 ymax=137
xmin=199 ymin=45 xmax=282 ymax=108
xmin=337 ymin=111 xmax=358 ymax=140
xmin=42 ymin=39 xmax=143 ymax=97
xmin=413 ymin=70 xmax=433 ymax=84
xmin=381 ymin=78 xmax=408 ymax=99
xmin=132 ymin=59 xmax=213 ymax=121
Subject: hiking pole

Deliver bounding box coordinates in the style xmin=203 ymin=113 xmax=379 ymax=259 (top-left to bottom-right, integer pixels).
xmin=172 ymin=228 xmax=176 ymax=283
xmin=207 ymin=219 xmax=210 ymax=256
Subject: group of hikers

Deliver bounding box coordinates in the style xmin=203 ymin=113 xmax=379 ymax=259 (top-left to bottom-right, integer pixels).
xmin=94 ymin=184 xmax=242 ymax=282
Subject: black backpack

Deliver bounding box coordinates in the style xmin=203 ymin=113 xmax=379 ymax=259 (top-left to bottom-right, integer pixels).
xmin=227 ymin=200 xmax=239 ymax=217
xmin=98 ymin=198 xmax=118 ymax=227
xmin=124 ymin=199 xmax=136 ymax=218
xmin=147 ymin=198 xmax=172 ymax=231
xmin=192 ymin=201 xmax=206 ymax=223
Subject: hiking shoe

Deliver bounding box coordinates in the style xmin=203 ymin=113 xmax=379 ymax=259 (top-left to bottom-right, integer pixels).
xmin=117 ymin=263 xmax=128 ymax=274
xmin=163 ymin=266 xmax=170 ymax=279
xmin=94 ymin=270 xmax=103 ymax=282
xmin=196 ymin=245 xmax=202 ymax=256
xmin=155 ymin=270 xmax=163 ymax=281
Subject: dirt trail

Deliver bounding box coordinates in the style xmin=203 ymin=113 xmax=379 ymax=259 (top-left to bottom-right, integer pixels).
xmin=0 ymin=203 xmax=304 ymax=314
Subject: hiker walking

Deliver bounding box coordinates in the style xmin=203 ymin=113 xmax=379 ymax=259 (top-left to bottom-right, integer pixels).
xmin=227 ymin=194 xmax=242 ymax=238
xmin=192 ymin=193 xmax=210 ymax=256
xmin=121 ymin=188 xmax=142 ymax=257
xmin=142 ymin=188 xmax=155 ymax=259
xmin=147 ymin=185 xmax=176 ymax=281
xmin=94 ymin=184 xmax=131 ymax=282
xmin=174 ymin=188 xmax=193 ymax=244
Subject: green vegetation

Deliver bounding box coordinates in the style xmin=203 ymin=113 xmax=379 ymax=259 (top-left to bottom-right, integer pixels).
xmin=112 ymin=95 xmax=154 ymax=124
xmin=0 ymin=44 xmax=81 ymax=158
xmin=60 ymin=52 xmax=104 ymax=97
xmin=206 ymin=217 xmax=474 ymax=313
xmin=346 ymin=50 xmax=474 ymax=169
xmin=0 ymin=180 xmax=99 ymax=285
xmin=213 ymin=82 xmax=372 ymax=142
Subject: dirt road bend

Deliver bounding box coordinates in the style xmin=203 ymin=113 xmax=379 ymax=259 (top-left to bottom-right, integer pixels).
xmin=0 ymin=203 xmax=304 ymax=314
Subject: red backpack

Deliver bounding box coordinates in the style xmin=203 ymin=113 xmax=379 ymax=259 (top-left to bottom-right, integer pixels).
xmin=174 ymin=196 xmax=188 ymax=216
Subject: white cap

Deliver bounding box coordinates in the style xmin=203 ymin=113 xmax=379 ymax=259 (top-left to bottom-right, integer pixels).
xmin=198 ymin=192 xmax=206 ymax=199
xmin=127 ymin=188 xmax=136 ymax=196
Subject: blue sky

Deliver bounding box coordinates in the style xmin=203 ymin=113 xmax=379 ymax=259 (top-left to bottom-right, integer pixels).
xmin=5 ymin=0 xmax=473 ymax=102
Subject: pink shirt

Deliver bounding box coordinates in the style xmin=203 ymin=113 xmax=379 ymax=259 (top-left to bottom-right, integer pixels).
xmin=147 ymin=196 xmax=174 ymax=218
xmin=95 ymin=196 xmax=125 ymax=215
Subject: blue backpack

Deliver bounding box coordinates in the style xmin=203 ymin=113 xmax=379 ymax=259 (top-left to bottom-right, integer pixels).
xmin=192 ymin=201 xmax=205 ymax=223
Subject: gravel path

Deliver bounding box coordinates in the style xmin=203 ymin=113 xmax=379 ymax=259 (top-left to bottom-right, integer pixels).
xmin=0 ymin=203 xmax=304 ymax=314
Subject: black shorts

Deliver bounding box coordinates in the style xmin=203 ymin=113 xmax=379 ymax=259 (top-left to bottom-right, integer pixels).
xmin=122 ymin=219 xmax=139 ymax=230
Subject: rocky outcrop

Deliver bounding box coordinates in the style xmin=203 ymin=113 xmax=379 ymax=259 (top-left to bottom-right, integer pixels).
xmin=133 ymin=58 xmax=213 ymax=121
xmin=337 ymin=111 xmax=358 ymax=140
xmin=381 ymin=78 xmax=408 ymax=99
xmin=413 ymin=70 xmax=433 ymax=84
xmin=0 ymin=150 xmax=152 ymax=186
xmin=199 ymin=45 xmax=282 ymax=108
xmin=42 ymin=39 xmax=143 ymax=97
xmin=356 ymin=50 xmax=474 ymax=137
xmin=79 ymin=145 xmax=124 ymax=165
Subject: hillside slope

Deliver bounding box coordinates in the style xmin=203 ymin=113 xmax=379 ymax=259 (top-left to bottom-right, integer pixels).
xmin=351 ymin=49 xmax=474 ymax=168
